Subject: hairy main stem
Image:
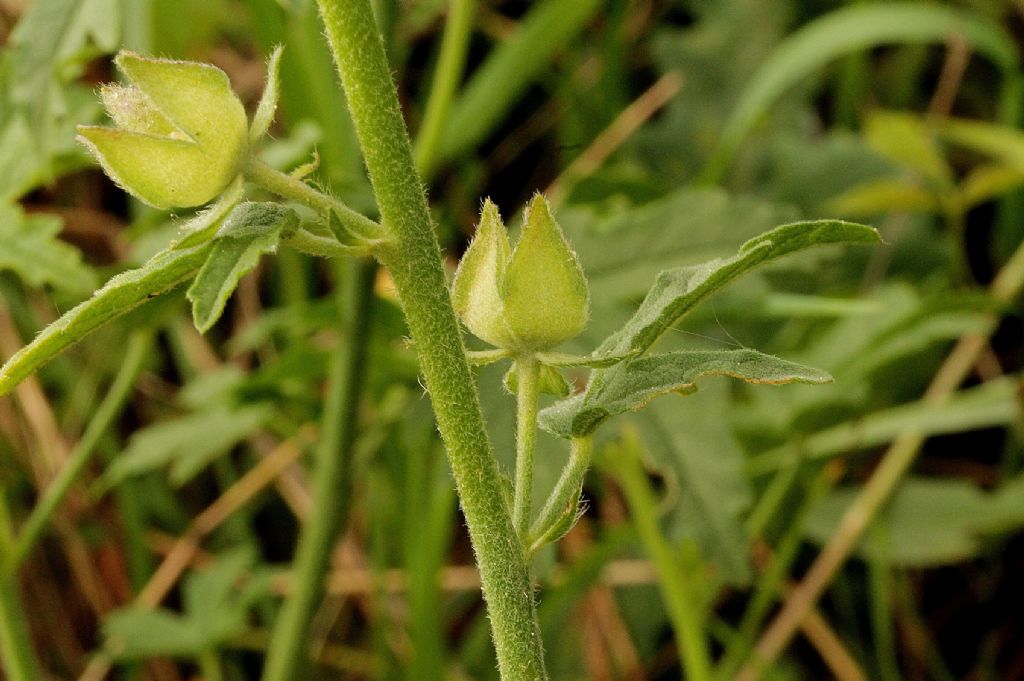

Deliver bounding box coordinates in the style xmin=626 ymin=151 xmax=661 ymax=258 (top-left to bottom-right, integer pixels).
xmin=314 ymin=1 xmax=548 ymax=680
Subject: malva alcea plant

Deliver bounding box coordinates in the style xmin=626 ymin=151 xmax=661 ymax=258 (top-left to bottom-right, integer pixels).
xmin=0 ymin=3 xmax=880 ymax=679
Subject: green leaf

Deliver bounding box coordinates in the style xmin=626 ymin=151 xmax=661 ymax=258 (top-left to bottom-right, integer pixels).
xmin=103 ymin=548 xmax=258 ymax=660
xmin=863 ymin=111 xmax=953 ymax=188
xmin=747 ymin=375 xmax=1021 ymax=475
xmin=187 ymin=202 xmax=296 ymax=333
xmin=183 ymin=547 xmax=257 ymax=642
xmin=250 ymin=45 xmax=284 ymax=143
xmin=103 ymin=608 xmax=210 ymax=659
xmin=0 ymin=203 xmax=96 ymax=294
xmin=702 ymin=2 xmax=1018 ymax=181
xmin=536 ymin=349 xmax=636 ymax=368
xmin=540 ymin=350 xmax=830 ymax=439
xmin=102 ymin=405 xmax=271 ymax=487
xmin=825 ymin=179 xmax=938 ymax=217
xmin=938 ymin=117 xmax=1024 ymax=170
xmin=806 ymin=479 xmax=989 ymax=566
xmin=596 ymin=220 xmax=879 ymax=358
xmin=562 ymin=188 xmax=797 ymax=303
xmin=602 ymin=418 xmax=751 ymax=587
xmin=0 ymin=118 xmax=45 ymax=201
xmin=959 ymin=164 xmax=1024 ymax=209
xmin=7 ymin=0 xmax=121 ymax=166
xmin=0 ymin=241 xmax=212 ymax=397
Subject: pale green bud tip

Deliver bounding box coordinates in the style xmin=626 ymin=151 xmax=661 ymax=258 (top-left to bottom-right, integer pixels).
xmin=452 ymin=195 xmax=590 ymax=352
xmin=451 ymin=199 xmax=515 ymax=348
xmin=77 ymin=51 xmax=249 ymax=209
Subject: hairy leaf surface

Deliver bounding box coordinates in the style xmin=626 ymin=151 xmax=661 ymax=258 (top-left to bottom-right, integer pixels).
xmin=187 ymin=202 xmax=296 ymax=332
xmin=596 ymin=220 xmax=878 ymax=357
xmin=540 ymin=349 xmax=830 ymax=439
xmin=0 ymin=242 xmax=212 ymax=396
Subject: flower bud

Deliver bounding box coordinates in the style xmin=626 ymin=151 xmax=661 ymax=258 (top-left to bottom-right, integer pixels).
xmin=77 ymin=51 xmax=249 ymax=209
xmin=452 ymin=195 xmax=589 ymax=352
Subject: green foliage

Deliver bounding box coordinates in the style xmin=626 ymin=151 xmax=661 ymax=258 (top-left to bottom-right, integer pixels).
xmin=594 ymin=220 xmax=878 ymax=357
xmin=5 ymin=0 xmax=120 ymax=167
xmin=188 ymin=202 xmax=297 ymax=332
xmin=540 ymin=350 xmax=830 ymax=439
xmin=438 ymin=0 xmax=602 ymax=162
xmin=0 ymin=242 xmax=211 ymax=396
xmin=104 ymin=549 xmax=261 ymax=659
xmin=3 ymin=3 xmax=1024 ymax=681
xmin=0 ymin=204 xmax=96 ymax=294
xmin=807 ymin=477 xmax=1024 ymax=566
xmin=702 ymin=2 xmax=1019 ymax=180
xmin=103 ymin=405 xmax=271 ymax=487
xmin=537 ymin=220 xmax=877 ymax=439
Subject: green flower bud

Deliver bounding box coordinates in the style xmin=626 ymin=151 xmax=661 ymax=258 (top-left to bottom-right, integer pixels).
xmin=452 ymin=195 xmax=589 ymax=352
xmin=77 ymin=51 xmax=249 ymax=210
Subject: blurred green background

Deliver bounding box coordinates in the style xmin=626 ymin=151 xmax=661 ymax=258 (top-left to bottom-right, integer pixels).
xmin=0 ymin=0 xmax=1022 ymax=680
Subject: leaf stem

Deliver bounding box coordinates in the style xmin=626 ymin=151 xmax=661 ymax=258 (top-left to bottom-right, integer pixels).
xmin=512 ymin=356 xmax=540 ymax=541
xmin=413 ymin=0 xmax=475 ymax=177
xmin=243 ymin=157 xmax=382 ymax=241
xmin=313 ymin=1 xmax=548 ymax=678
xmin=7 ymin=331 xmax=151 ymax=571
xmin=260 ymin=261 xmax=375 ymax=681
xmin=528 ymin=436 xmax=591 ymax=554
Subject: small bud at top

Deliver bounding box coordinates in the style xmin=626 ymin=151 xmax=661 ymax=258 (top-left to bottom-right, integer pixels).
xmin=452 ymin=196 xmax=590 ymax=352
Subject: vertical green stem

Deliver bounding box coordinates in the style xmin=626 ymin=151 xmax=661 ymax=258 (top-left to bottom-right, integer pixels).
xmin=611 ymin=434 xmax=712 ymax=681
xmin=261 ymin=260 xmax=375 ymax=681
xmin=0 ymin=494 xmax=41 ymax=681
xmin=718 ymin=469 xmax=832 ymax=679
xmin=313 ymin=2 xmax=548 ymax=679
xmin=8 ymin=332 xmax=151 ymax=571
xmin=414 ymin=0 xmax=475 ymax=177
xmin=512 ymin=356 xmax=540 ymax=540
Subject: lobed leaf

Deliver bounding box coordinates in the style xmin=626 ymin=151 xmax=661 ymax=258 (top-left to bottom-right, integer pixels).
xmin=102 ymin=405 xmax=271 ymax=487
xmin=0 ymin=242 xmax=212 ymax=396
xmin=539 ymin=349 xmax=831 ymax=439
xmin=0 ymin=202 xmax=96 ymax=294
xmin=187 ymin=202 xmax=296 ymax=333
